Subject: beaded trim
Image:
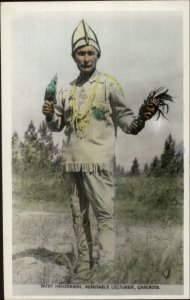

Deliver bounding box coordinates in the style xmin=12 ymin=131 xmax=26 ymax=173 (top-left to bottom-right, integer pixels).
xmin=70 ymin=74 xmax=100 ymax=138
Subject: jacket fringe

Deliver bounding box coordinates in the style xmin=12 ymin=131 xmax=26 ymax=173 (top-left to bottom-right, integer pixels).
xmin=62 ymin=162 xmax=113 ymax=173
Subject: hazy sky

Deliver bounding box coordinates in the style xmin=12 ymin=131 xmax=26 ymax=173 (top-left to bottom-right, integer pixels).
xmin=10 ymin=5 xmax=184 ymax=170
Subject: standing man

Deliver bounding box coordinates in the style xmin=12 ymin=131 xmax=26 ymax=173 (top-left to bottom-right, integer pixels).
xmin=42 ymin=20 xmax=159 ymax=274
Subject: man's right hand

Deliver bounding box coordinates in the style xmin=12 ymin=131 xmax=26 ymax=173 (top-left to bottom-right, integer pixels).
xmin=42 ymin=101 xmax=54 ymax=119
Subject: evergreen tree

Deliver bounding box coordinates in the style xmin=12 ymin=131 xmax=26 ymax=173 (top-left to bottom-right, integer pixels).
xmin=142 ymin=135 xmax=183 ymax=177
xmin=13 ymin=120 xmax=64 ymax=174
xmin=144 ymin=163 xmax=149 ymax=172
xmin=130 ymin=157 xmax=140 ymax=176
xmin=20 ymin=121 xmax=40 ymax=172
xmin=37 ymin=121 xmax=58 ymax=168
xmin=172 ymin=152 xmax=184 ymax=175
xmin=24 ymin=120 xmax=38 ymax=143
xmin=38 ymin=121 xmax=53 ymax=147
xmin=160 ymin=134 xmax=175 ymax=167
xmin=160 ymin=134 xmax=184 ymax=176
xmin=143 ymin=163 xmax=150 ymax=176
xmin=12 ymin=131 xmax=22 ymax=172
xmin=150 ymin=156 xmax=161 ymax=176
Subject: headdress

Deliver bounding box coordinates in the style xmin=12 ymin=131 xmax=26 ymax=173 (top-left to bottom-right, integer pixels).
xmin=72 ymin=20 xmax=101 ymax=55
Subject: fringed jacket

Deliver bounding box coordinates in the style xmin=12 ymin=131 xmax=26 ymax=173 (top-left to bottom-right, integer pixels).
xmin=46 ymin=70 xmax=137 ymax=173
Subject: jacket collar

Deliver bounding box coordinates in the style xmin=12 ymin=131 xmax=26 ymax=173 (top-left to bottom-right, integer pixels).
xmin=71 ymin=69 xmax=100 ymax=86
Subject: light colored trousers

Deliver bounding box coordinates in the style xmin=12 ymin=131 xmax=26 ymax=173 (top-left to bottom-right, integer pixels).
xmin=64 ymin=169 xmax=115 ymax=268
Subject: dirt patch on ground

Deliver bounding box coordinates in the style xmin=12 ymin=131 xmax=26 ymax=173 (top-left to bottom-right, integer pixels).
xmin=13 ymin=208 xmax=98 ymax=284
xmin=13 ymin=210 xmax=76 ymax=284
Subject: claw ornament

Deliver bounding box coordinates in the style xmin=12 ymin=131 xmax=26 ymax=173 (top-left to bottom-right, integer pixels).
xmin=139 ymin=87 xmax=174 ymax=121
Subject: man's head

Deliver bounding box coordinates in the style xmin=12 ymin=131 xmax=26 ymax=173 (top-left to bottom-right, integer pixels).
xmin=72 ymin=45 xmax=99 ymax=74
xmin=71 ymin=20 xmax=101 ymax=74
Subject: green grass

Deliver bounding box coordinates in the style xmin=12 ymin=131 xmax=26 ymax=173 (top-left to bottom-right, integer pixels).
xmin=12 ymin=168 xmax=70 ymax=211
xmin=115 ymin=175 xmax=183 ymax=225
xmin=13 ymin=169 xmax=183 ymax=223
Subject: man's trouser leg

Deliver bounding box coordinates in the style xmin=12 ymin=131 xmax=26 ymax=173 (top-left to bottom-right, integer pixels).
xmin=64 ymin=172 xmax=93 ymax=272
xmin=82 ymin=170 xmax=116 ymax=266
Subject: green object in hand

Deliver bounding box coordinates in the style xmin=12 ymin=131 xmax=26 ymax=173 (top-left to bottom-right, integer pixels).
xmin=44 ymin=74 xmax=57 ymax=104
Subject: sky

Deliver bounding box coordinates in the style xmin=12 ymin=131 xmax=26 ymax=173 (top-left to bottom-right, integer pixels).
xmin=8 ymin=3 xmax=184 ymax=171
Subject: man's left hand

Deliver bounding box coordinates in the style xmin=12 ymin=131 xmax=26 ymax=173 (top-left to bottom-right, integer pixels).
xmin=130 ymin=117 xmax=145 ymax=135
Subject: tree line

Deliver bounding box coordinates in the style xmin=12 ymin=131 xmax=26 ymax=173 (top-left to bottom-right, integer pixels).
xmin=120 ymin=134 xmax=183 ymax=177
xmin=12 ymin=120 xmax=63 ymax=175
xmin=12 ymin=120 xmax=183 ymax=177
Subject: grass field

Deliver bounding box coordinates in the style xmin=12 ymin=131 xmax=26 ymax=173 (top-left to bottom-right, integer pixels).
xmin=12 ymin=169 xmax=183 ymax=285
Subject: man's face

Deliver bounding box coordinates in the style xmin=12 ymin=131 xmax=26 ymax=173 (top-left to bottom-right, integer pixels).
xmin=73 ymin=46 xmax=99 ymax=74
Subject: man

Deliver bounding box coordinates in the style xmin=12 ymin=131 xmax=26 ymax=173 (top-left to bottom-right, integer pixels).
xmin=42 ymin=20 xmax=158 ymax=274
